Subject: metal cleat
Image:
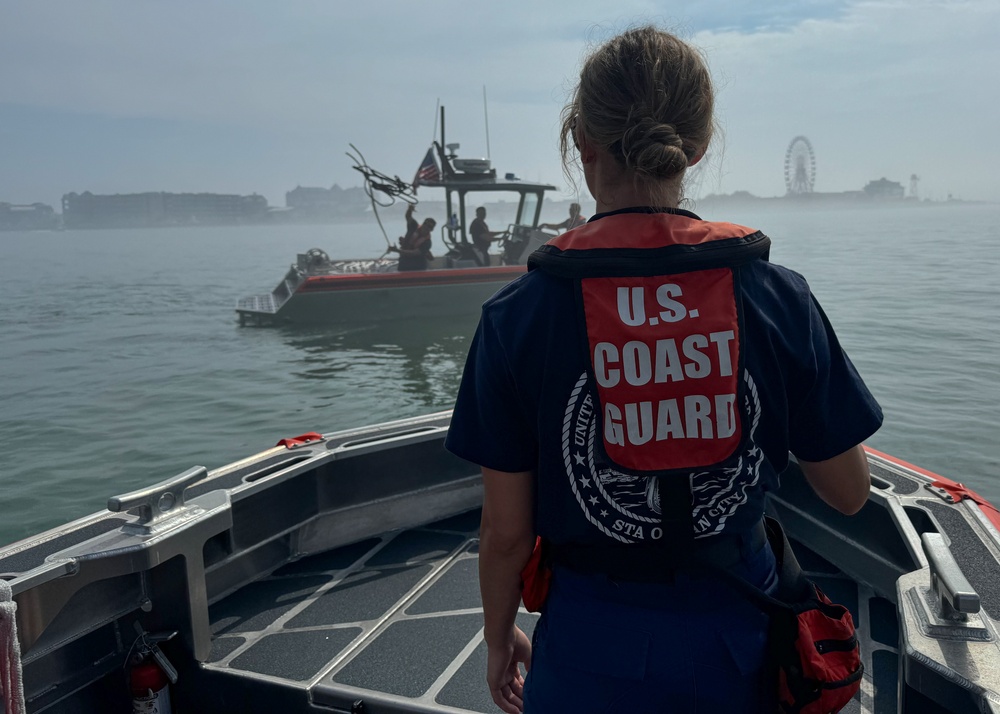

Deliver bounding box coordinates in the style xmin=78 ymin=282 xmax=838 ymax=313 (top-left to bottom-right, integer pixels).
xmin=108 ymin=466 xmax=208 ymax=535
xmin=908 ymin=533 xmax=992 ymax=642
xmin=923 ymin=532 xmax=980 ymax=619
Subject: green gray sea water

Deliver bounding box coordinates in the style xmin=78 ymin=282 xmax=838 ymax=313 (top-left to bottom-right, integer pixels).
xmin=1 ymin=203 xmax=998 ymax=547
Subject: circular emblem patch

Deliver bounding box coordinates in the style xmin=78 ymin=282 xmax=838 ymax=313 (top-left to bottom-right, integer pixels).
xmin=561 ymin=370 xmax=765 ymax=543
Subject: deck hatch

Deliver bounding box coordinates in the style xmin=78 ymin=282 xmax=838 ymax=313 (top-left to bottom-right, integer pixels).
xmin=206 ymin=635 xmax=245 ymax=664
xmin=330 ymin=614 xmax=484 ymax=697
xmin=406 ymin=558 xmax=481 ymax=615
xmin=230 ymin=627 xmax=363 ymax=681
xmin=287 ymin=565 xmax=433 ymax=628
xmin=209 ymin=575 xmax=331 ymax=635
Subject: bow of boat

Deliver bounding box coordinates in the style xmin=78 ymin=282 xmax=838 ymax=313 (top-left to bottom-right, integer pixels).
xmin=3 ymin=419 xmax=1000 ymax=713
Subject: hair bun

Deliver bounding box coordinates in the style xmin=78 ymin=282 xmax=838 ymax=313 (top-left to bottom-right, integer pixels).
xmin=619 ymin=117 xmax=689 ymax=179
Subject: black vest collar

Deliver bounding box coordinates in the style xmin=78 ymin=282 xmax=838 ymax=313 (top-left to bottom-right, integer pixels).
xmin=528 ymin=209 xmax=770 ymax=279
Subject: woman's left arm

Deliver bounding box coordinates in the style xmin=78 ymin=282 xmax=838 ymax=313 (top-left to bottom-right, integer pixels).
xmin=479 ymin=467 xmax=535 ymax=714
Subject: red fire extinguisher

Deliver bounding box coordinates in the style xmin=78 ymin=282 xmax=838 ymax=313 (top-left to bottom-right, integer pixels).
xmin=130 ymin=655 xmax=172 ymax=713
xmin=128 ymin=626 xmax=178 ymax=714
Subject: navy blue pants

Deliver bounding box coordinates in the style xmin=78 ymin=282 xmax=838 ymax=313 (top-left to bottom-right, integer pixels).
xmin=523 ymin=539 xmax=778 ymax=713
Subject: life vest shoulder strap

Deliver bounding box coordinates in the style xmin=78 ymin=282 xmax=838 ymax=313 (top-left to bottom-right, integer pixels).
xmin=528 ymin=213 xmax=771 ymax=278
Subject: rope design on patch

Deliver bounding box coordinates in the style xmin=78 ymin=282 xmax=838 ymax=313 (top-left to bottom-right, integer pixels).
xmin=562 ymin=369 xmax=769 ymax=543
xmin=586 ymin=426 xmax=661 ymax=524
xmin=563 ymin=372 xmax=632 ymax=543
xmin=691 ymin=369 xmax=765 ymax=536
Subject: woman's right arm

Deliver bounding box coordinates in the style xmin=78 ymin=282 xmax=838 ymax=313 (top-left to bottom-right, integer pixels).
xmin=480 ymin=467 xmax=535 ymax=714
xmin=444 ymin=310 xmax=539 ymax=712
xmin=797 ymin=444 xmax=871 ymax=515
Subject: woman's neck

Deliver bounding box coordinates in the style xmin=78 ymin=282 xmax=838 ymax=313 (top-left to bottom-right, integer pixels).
xmin=594 ymin=188 xmax=681 ymax=214
xmin=585 ymin=147 xmax=683 ymax=213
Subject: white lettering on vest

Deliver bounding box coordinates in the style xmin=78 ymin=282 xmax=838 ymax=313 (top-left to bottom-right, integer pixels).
xmin=594 ymin=342 xmax=620 ymax=387
xmin=605 ymin=403 xmax=625 ymax=445
xmin=684 ymin=395 xmax=713 ymax=438
xmin=624 ymin=401 xmax=654 ymax=445
xmin=656 ymin=398 xmax=685 ymax=440
xmin=715 ymin=393 xmax=737 ymax=438
xmin=682 ymin=334 xmax=711 ymax=378
xmin=609 ymin=394 xmax=739 ymax=446
xmin=622 ymin=341 xmax=652 ymax=386
xmin=655 ymin=283 xmax=687 ymax=322
xmin=654 ymin=338 xmax=684 ymax=383
xmin=710 ymin=330 xmax=735 ymax=377
xmin=612 ymin=519 xmax=645 ymax=538
xmin=617 ymin=287 xmax=646 ymax=326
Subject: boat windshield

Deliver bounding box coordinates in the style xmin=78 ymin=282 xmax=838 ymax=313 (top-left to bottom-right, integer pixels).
xmin=517 ymin=192 xmax=539 ymax=227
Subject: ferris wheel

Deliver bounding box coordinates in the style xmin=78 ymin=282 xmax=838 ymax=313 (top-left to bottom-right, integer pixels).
xmin=784 ymin=136 xmax=816 ymax=194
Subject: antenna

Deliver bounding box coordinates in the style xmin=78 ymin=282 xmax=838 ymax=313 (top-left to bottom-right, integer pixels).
xmin=483 ymin=85 xmax=491 ymax=161
xmin=431 ymin=99 xmax=440 ymax=145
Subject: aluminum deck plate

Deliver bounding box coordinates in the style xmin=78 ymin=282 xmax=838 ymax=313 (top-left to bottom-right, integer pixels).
xmin=204 ymin=509 xmax=895 ymax=713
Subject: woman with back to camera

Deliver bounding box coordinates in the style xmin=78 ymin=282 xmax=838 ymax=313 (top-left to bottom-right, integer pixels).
xmin=445 ymin=26 xmax=882 ymax=714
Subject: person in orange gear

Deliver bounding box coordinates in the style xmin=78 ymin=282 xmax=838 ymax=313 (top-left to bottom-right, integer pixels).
xmin=390 ymin=204 xmax=435 ymax=270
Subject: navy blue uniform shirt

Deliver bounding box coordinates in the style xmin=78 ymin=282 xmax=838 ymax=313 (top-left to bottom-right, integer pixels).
xmin=446 ymin=210 xmax=883 ymax=546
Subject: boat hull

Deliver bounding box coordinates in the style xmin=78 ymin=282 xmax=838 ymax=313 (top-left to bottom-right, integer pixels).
xmin=238 ymin=266 xmax=525 ymax=325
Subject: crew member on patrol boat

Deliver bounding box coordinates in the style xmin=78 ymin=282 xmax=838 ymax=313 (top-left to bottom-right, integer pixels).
xmin=469 ymin=206 xmax=504 ymax=266
xmin=390 ymin=204 xmax=435 ymax=271
xmin=540 ymin=202 xmax=587 ymax=233
xmin=445 ymin=26 xmax=882 ymax=714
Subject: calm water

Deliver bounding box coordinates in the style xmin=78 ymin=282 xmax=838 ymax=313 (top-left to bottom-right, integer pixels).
xmin=1 ymin=203 xmax=998 ymax=547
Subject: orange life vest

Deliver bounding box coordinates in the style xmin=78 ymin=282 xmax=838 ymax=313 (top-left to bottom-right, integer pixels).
xmin=528 ymin=210 xmax=771 ymax=479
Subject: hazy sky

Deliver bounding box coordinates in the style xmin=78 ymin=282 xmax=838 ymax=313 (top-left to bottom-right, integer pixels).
xmin=2 ymin=0 xmax=997 ymax=208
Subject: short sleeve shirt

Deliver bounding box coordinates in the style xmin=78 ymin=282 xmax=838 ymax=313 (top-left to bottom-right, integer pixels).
xmin=445 ymin=211 xmax=882 ymax=545
xmin=469 ymin=217 xmax=490 ymax=253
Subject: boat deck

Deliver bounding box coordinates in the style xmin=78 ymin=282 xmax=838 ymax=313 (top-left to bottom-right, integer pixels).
xmin=198 ymin=508 xmax=894 ymax=714
xmin=7 ymin=413 xmax=1000 ymax=713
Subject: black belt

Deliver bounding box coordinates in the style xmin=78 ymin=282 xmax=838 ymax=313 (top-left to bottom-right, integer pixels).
xmin=548 ymin=520 xmax=767 ymax=583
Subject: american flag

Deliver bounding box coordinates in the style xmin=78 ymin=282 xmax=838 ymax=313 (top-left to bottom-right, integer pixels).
xmin=412 ymin=148 xmax=441 ymax=188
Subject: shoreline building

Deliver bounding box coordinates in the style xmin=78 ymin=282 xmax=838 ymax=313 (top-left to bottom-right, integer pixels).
xmin=0 ymin=202 xmax=59 ymax=231
xmin=863 ymin=178 xmax=905 ymax=199
xmin=61 ymin=191 xmax=269 ymax=229
xmin=285 ymin=184 xmax=368 ymax=221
